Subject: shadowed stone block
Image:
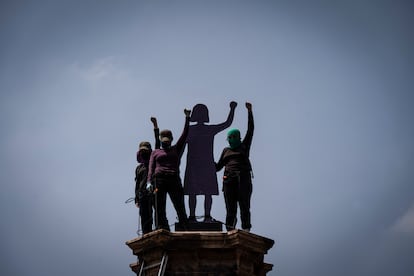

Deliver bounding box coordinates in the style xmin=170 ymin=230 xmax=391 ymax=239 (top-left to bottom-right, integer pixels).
xmin=175 ymin=220 xmax=223 ymax=231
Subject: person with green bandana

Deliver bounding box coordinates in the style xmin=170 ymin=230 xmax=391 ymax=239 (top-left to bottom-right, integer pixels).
xmin=215 ymin=102 xmax=254 ymax=232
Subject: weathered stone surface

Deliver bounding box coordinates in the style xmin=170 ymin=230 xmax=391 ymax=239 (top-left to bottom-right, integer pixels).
xmin=126 ymin=229 xmax=274 ymax=275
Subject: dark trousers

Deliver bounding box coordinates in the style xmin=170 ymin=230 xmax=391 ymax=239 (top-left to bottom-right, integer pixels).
xmin=223 ymin=171 xmax=252 ymax=230
xmin=154 ymin=173 xmax=188 ymax=231
xmin=139 ymin=192 xmax=154 ymax=234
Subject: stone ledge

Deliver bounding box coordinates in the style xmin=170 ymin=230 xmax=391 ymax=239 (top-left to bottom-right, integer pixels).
xmin=126 ymin=229 xmax=274 ymax=254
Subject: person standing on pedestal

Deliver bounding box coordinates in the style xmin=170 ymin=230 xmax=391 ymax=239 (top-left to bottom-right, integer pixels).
xmin=147 ymin=109 xmax=191 ymax=231
xmin=134 ymin=118 xmax=160 ymax=234
xmin=215 ymin=102 xmax=254 ymax=232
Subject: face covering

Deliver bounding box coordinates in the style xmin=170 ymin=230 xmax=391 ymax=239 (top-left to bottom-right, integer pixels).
xmin=137 ymin=149 xmax=151 ymax=163
xmin=227 ymin=128 xmax=241 ymax=149
xmin=228 ymin=137 xmax=241 ymax=149
xmin=161 ymin=141 xmax=171 ymax=149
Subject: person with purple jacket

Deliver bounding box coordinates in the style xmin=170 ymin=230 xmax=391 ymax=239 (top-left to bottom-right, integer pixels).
xmin=147 ymin=109 xmax=191 ymax=231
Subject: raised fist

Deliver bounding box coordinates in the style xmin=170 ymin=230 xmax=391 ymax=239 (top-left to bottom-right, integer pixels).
xmin=230 ymin=101 xmax=237 ymax=109
xmin=184 ymin=109 xmax=191 ymax=117
xmin=245 ymin=102 xmax=252 ymax=110
xmin=150 ymin=117 xmax=158 ymax=128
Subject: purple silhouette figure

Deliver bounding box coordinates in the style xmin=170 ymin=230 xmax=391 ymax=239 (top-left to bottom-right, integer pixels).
xmin=184 ymin=101 xmax=237 ymax=221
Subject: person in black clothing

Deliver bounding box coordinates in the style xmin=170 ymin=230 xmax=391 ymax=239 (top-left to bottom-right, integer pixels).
xmin=215 ymin=102 xmax=254 ymax=232
xmin=134 ymin=117 xmax=160 ymax=234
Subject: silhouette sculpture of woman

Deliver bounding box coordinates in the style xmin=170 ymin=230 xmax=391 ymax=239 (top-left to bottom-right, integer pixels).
xmin=184 ymin=101 xmax=237 ymax=222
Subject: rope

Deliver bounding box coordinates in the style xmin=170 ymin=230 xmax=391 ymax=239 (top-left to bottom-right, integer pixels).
xmin=125 ymin=197 xmax=135 ymax=204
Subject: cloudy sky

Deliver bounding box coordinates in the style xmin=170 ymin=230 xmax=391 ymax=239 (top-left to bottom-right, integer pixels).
xmin=1 ymin=0 xmax=413 ymax=275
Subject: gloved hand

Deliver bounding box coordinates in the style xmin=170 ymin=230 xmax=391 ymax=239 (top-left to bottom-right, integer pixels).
xmin=146 ymin=182 xmax=153 ymax=192
xmin=184 ymin=108 xmax=191 ymax=118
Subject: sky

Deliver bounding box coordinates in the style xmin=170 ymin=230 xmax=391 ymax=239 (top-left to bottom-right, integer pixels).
xmin=1 ymin=0 xmax=414 ymax=275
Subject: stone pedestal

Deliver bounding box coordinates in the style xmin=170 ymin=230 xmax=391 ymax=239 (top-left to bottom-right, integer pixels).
xmin=126 ymin=229 xmax=274 ymax=275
